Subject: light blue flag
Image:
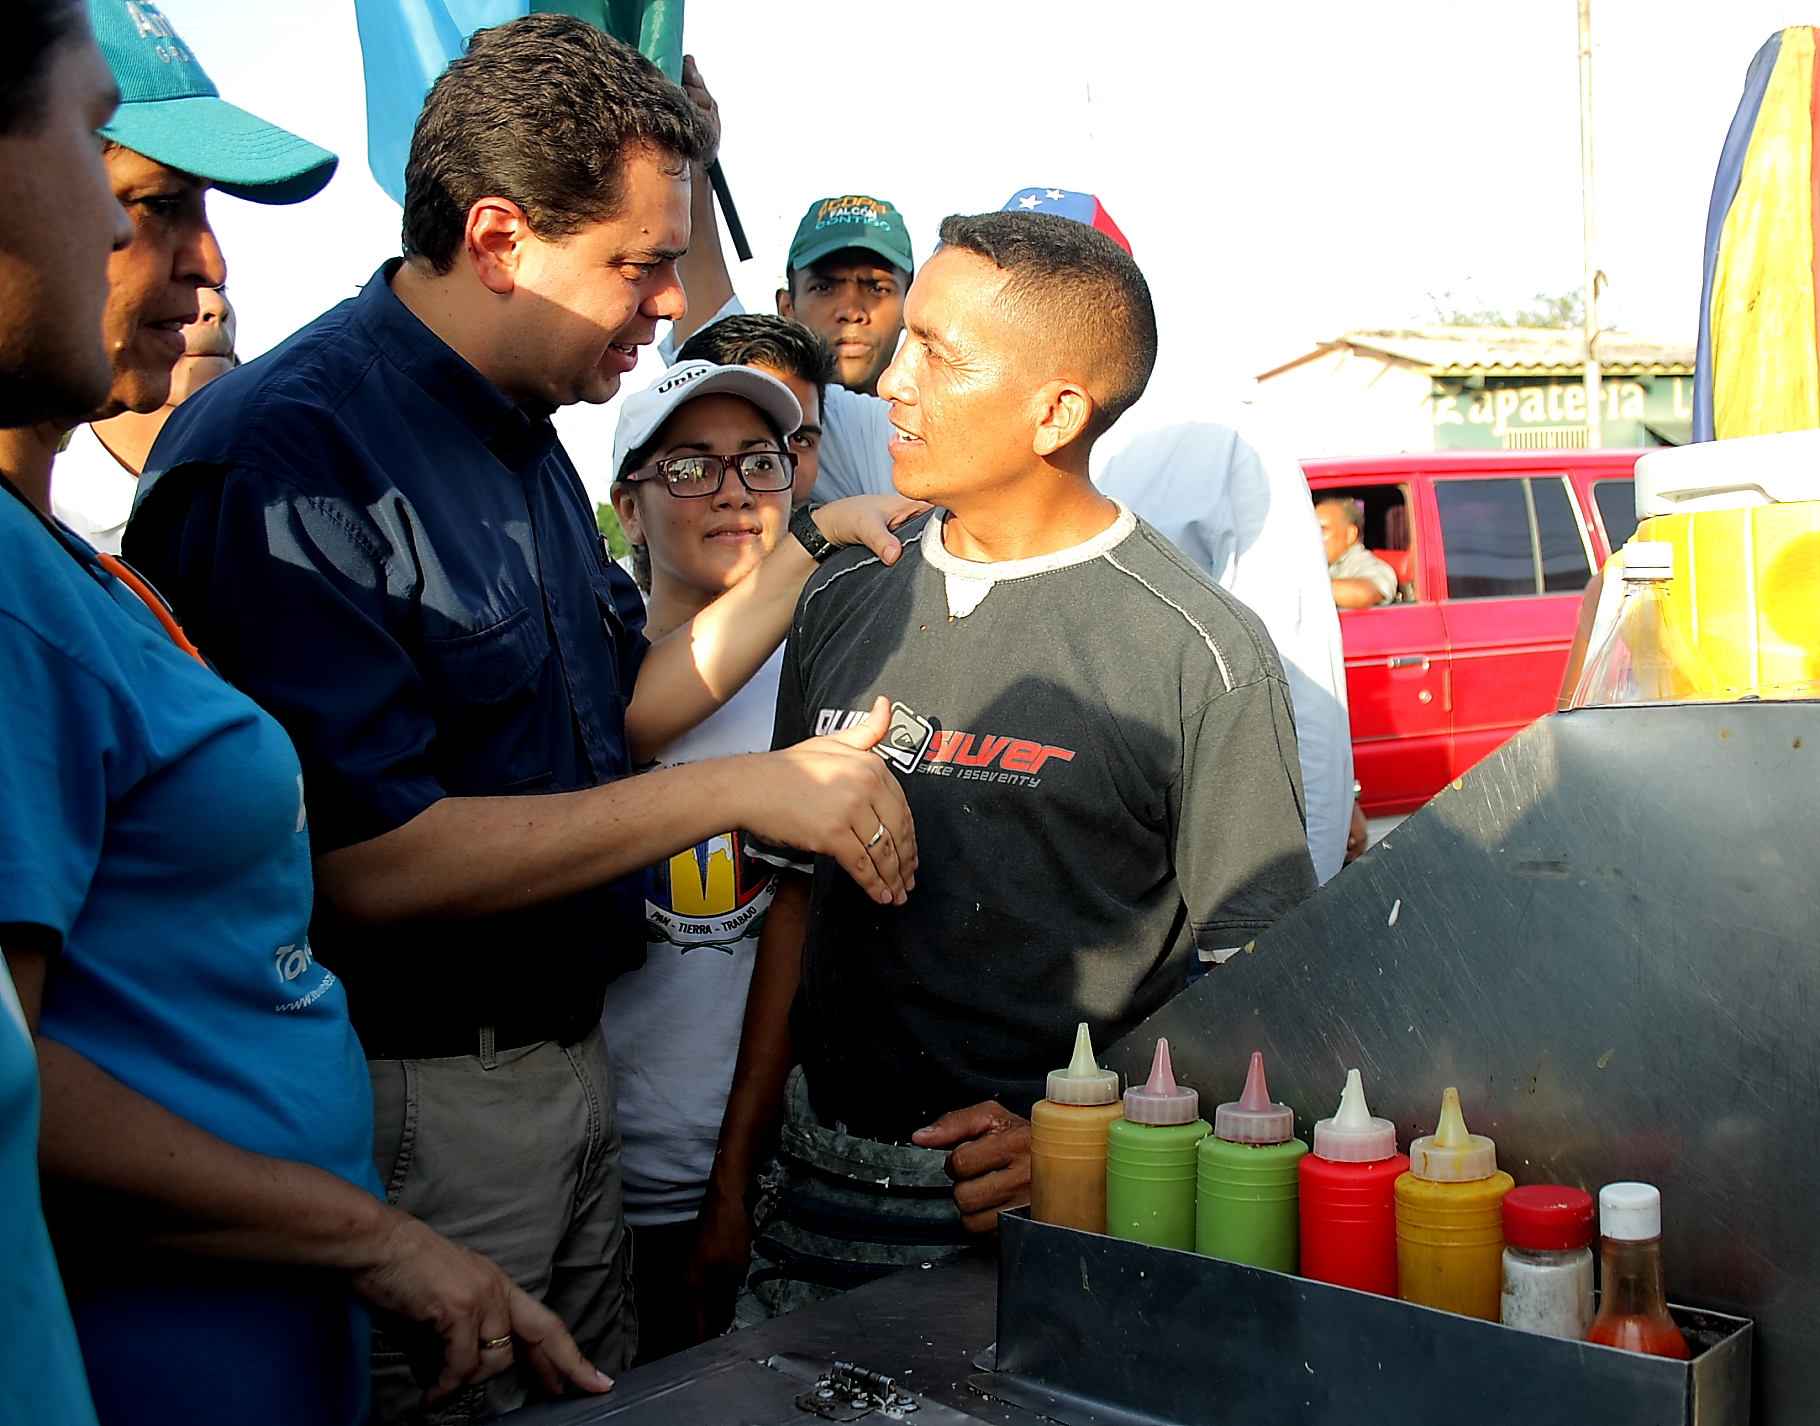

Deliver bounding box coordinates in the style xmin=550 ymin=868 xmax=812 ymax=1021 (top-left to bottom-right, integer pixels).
xmin=354 ymin=0 xmax=525 ymax=205
xmin=354 ymin=0 xmax=687 ymax=206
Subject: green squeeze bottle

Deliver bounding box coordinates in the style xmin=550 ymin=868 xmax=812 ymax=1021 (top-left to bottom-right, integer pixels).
xmin=1106 ymin=1038 xmax=1210 ymax=1250
xmin=1195 ymin=1050 xmax=1309 ymax=1271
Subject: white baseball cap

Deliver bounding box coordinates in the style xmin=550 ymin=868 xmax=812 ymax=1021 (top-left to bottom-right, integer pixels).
xmin=612 ymin=361 xmax=803 ymax=479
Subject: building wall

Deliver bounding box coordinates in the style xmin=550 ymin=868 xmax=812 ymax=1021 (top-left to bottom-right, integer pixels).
xmin=1433 ymin=373 xmax=1695 ymax=449
xmin=1251 ymin=348 xmax=1436 ymax=457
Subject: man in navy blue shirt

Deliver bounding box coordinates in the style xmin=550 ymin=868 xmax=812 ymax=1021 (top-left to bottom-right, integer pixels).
xmin=128 ymin=16 xmax=919 ymax=1421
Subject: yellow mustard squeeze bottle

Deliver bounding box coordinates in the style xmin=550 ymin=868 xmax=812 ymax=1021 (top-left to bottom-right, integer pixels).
xmin=1030 ymin=1023 xmax=1123 ymax=1232
xmin=1395 ymin=1087 xmax=1514 ymax=1320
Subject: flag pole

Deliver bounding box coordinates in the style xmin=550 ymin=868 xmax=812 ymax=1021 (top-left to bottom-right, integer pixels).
xmin=1579 ymin=0 xmax=1602 ymax=447
xmin=706 ymin=158 xmax=752 ymax=262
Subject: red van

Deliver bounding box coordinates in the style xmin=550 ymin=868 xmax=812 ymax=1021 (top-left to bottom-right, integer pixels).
xmin=1303 ymin=450 xmax=1641 ymax=818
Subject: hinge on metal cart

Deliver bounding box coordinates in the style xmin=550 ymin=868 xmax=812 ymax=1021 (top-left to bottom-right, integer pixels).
xmin=790 ymin=1359 xmax=920 ymax=1421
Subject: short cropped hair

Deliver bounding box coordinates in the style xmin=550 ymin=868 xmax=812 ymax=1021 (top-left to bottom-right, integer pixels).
xmin=677 ymin=314 xmax=835 ymax=415
xmin=936 ymin=210 xmax=1156 ymax=437
xmin=1315 ymin=495 xmax=1366 ymax=532
xmin=403 ymin=14 xmax=714 ymax=273
xmin=0 ymin=0 xmax=85 ymax=136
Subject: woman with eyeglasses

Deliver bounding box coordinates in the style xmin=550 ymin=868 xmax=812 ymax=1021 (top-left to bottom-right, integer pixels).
xmin=599 ymin=361 xmax=910 ymax=1362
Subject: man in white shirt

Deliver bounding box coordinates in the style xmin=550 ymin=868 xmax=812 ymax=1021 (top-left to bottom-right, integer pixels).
xmin=1317 ymin=495 xmax=1399 ymax=608
xmin=1098 ymin=421 xmax=1356 ymax=882
xmin=53 ymin=284 xmax=234 ymax=553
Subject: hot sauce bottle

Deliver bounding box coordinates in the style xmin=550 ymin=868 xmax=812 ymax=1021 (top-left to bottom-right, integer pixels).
xmin=1587 ymin=1182 xmax=1691 ymax=1360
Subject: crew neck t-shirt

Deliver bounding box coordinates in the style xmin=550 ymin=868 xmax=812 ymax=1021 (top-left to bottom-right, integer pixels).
xmin=0 ymin=962 xmax=97 ymax=1426
xmin=598 ymin=646 xmax=781 ymax=1226
xmin=0 ymin=491 xmax=379 ymax=1423
xmin=762 ymin=506 xmax=1319 ymax=1141
xmin=50 ymin=420 xmax=139 ymax=555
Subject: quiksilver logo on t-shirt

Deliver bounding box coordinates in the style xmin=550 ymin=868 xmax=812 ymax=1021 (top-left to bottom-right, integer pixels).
xmin=815 ymin=704 xmax=1076 ymax=786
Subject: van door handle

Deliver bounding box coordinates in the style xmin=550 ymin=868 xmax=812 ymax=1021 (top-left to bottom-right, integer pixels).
xmin=1387 ymin=656 xmax=1429 ymax=670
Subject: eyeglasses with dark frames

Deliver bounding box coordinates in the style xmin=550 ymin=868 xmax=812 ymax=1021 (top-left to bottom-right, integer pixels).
xmin=624 ymin=449 xmax=797 ymax=498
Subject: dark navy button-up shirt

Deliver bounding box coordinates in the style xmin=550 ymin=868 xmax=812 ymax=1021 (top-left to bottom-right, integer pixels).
xmin=127 ymin=260 xmax=649 ymax=1052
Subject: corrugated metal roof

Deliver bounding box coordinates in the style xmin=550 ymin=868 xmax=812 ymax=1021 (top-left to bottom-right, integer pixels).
xmin=1333 ymin=326 xmax=1695 ymax=373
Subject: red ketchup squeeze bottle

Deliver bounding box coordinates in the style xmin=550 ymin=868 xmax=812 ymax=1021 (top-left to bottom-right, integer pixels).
xmin=1298 ymin=1068 xmax=1409 ymax=1296
xmin=1587 ymin=1182 xmax=1691 ymax=1359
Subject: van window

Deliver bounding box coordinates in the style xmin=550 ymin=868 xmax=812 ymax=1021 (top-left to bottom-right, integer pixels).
xmin=1312 ymin=482 xmax=1418 ymax=600
xmin=1434 ymin=479 xmax=1533 ymax=597
xmin=1592 ymin=479 xmax=1638 ymax=549
xmin=1434 ymin=476 xmax=1592 ymax=599
xmin=1533 ymin=477 xmax=1593 ymax=592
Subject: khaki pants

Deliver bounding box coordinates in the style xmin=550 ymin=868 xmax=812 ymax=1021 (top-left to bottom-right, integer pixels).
xmin=366 ymin=1026 xmax=633 ymax=1425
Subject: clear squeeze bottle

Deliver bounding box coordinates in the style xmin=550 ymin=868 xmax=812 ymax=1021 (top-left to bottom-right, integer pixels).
xmin=1394 ymin=1087 xmax=1514 ymax=1320
xmin=1569 ymin=541 xmax=1716 ymax=706
xmin=1586 ymin=1182 xmax=1691 ymax=1359
xmin=1298 ymin=1068 xmax=1409 ymax=1296
xmin=1195 ymin=1051 xmax=1308 ymax=1271
xmin=1105 ymin=1038 xmax=1209 ymax=1250
xmin=1030 ymin=1022 xmax=1124 ymax=1233
xmin=1500 ymin=1185 xmax=1595 ymax=1340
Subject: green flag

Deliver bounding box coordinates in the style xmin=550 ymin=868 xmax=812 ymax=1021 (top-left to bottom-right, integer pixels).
xmin=532 ymin=0 xmax=686 ymax=81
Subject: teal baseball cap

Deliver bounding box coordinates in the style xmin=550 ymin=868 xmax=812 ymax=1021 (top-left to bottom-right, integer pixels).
xmin=88 ymin=0 xmax=337 ymax=205
xmin=787 ymin=195 xmax=914 ymax=275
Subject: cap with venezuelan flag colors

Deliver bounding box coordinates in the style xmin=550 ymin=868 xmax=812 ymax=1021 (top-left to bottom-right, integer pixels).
xmin=88 ymin=0 xmax=337 ymax=205
xmin=1000 ymin=187 xmax=1132 ymax=255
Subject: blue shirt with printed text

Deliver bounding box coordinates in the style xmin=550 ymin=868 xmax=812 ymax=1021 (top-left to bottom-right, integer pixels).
xmin=0 ymin=489 xmax=377 ymax=1422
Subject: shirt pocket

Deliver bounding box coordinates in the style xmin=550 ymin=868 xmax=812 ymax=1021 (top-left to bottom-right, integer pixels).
xmin=415 ymin=603 xmax=549 ymax=706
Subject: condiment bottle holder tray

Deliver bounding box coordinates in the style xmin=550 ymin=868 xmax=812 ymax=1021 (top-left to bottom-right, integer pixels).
xmin=972 ymin=1210 xmax=1751 ymax=1426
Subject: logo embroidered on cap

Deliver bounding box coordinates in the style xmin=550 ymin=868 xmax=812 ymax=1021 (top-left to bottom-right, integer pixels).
xmin=815 ymin=196 xmax=892 ymax=231
xmin=656 ymin=365 xmax=711 ymax=394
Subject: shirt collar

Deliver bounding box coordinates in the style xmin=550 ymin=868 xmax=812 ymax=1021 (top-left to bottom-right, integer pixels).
xmin=354 ymin=258 xmax=558 ymax=470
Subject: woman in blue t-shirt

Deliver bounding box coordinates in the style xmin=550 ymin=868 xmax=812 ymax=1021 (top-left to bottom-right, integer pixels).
xmin=0 ymin=472 xmax=622 ymax=1423
xmin=0 ymin=462 xmax=612 ymax=1424
xmin=0 ymin=47 xmax=611 ymax=1420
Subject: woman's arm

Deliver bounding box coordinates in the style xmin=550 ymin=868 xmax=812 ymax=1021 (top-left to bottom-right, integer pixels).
xmin=3 ymin=942 xmax=610 ymax=1406
xmin=624 ymin=494 xmax=924 ymax=762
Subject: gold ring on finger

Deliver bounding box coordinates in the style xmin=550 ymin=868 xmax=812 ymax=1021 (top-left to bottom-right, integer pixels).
xmin=480 ymin=1335 xmax=513 ymax=1351
xmin=866 ymin=823 xmax=886 ymax=848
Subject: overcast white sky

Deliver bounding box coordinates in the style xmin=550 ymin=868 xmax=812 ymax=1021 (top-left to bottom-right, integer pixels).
xmin=163 ymin=0 xmax=1817 ymax=492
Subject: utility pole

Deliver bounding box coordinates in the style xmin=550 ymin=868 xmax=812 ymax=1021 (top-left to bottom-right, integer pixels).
xmin=1579 ymin=0 xmax=1602 ymax=446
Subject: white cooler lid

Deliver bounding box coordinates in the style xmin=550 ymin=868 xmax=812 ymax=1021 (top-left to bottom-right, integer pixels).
xmin=1633 ymin=429 xmax=1820 ymax=516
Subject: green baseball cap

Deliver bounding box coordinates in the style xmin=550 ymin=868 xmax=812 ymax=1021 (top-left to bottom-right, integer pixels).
xmin=787 ymin=195 xmax=914 ymax=276
xmin=89 ymin=0 xmax=337 ymax=205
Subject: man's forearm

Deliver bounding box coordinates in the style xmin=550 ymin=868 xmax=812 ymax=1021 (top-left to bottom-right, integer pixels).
xmin=671 ymin=159 xmax=735 ymax=347
xmin=317 ymin=703 xmax=917 ymax=927
xmin=1331 ymin=577 xmax=1383 ymax=609
xmin=315 ymin=755 xmax=765 ymax=927
xmin=709 ymin=873 xmax=807 ymax=1196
